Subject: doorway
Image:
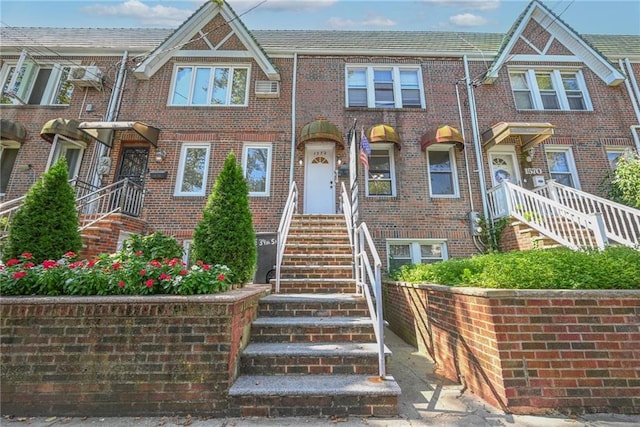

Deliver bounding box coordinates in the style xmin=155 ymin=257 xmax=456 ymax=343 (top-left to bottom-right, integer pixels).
xmin=488 ymin=149 xmax=520 ymax=187
xmin=303 ymin=142 xmax=336 ymax=214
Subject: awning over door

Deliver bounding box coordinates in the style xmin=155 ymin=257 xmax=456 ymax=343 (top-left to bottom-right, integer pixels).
xmin=297 ymin=118 xmax=344 ymax=149
xmin=0 ymin=119 xmax=27 ymax=144
xmin=482 ymin=122 xmax=554 ymax=151
xmin=78 ymin=121 xmax=160 ymax=147
xmin=367 ymin=124 xmax=401 ymax=149
xmin=420 ymin=125 xmax=464 ymax=151
xmin=40 ymin=118 xmax=90 ymax=143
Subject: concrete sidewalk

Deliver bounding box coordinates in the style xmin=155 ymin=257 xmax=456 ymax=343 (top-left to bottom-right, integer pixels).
xmin=4 ymin=328 xmax=639 ymax=427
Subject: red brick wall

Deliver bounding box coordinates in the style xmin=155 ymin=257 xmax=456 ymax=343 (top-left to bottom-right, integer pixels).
xmin=0 ymin=285 xmax=270 ymax=417
xmin=384 ymin=282 xmax=640 ymax=414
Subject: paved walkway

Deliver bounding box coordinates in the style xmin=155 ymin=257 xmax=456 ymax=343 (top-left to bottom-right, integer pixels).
xmin=4 ymin=328 xmax=639 ymax=427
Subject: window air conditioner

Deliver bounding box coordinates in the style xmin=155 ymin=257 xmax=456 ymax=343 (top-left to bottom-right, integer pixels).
xmin=67 ymin=66 xmax=103 ymax=90
xmin=255 ymin=80 xmax=280 ymax=98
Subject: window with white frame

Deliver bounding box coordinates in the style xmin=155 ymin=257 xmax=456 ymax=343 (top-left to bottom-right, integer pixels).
xmin=242 ymin=144 xmax=272 ymax=196
xmin=1 ymin=52 xmax=74 ymax=105
xmin=605 ymin=147 xmax=628 ymax=169
xmin=170 ymin=65 xmax=249 ymax=106
xmin=46 ymin=135 xmax=86 ymax=179
xmin=387 ymin=239 xmax=448 ymax=272
xmin=366 ymin=144 xmax=396 ymax=196
xmin=0 ymin=143 xmax=20 ymax=196
xmin=174 ymin=143 xmax=211 ymax=196
xmin=509 ymin=69 xmax=591 ymax=111
xmin=426 ymin=146 xmax=459 ymax=197
xmin=545 ymin=146 xmax=580 ymax=189
xmin=346 ymin=65 xmax=424 ymax=109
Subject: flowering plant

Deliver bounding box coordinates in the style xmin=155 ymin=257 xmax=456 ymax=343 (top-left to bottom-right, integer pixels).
xmin=0 ymin=251 xmax=234 ymax=296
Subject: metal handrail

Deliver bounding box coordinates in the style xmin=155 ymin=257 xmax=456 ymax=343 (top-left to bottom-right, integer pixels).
xmin=76 ymin=178 xmax=144 ymax=230
xmin=533 ymin=180 xmax=640 ymax=248
xmin=275 ymin=182 xmax=298 ymax=293
xmin=340 ymin=182 xmax=354 ymax=251
xmin=488 ymin=181 xmax=607 ymax=250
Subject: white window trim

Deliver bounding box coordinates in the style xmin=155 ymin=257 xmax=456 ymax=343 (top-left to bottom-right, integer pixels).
xmin=545 ymin=145 xmax=581 ymax=190
xmin=168 ymin=64 xmax=251 ymax=107
xmin=509 ymin=68 xmax=592 ymax=111
xmin=426 ymin=145 xmax=460 ymax=198
xmin=242 ymin=143 xmax=272 ymax=197
xmin=365 ymin=143 xmax=397 ymax=197
xmin=386 ymin=239 xmax=448 ymax=272
xmin=1 ymin=57 xmax=70 ymax=106
xmin=345 ymin=64 xmax=426 ymax=109
xmin=174 ymin=143 xmax=211 ymax=197
xmin=605 ymin=147 xmax=629 ymax=170
xmin=46 ymin=134 xmax=86 ymax=178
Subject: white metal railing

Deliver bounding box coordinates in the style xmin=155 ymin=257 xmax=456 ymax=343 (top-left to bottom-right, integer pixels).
xmin=340 ymin=184 xmax=386 ymax=378
xmin=275 ymin=182 xmax=298 ymax=293
xmin=488 ymin=181 xmax=608 ymax=250
xmin=76 ymin=178 xmax=144 ymax=230
xmin=340 ymin=182 xmax=354 ymax=250
xmin=533 ymin=180 xmax=640 ymax=248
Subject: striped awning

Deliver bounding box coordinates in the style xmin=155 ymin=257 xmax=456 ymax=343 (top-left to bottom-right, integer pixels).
xmin=366 ymin=124 xmax=400 ymax=148
xmin=0 ymin=119 xmax=27 ymax=144
xmin=420 ymin=125 xmax=464 ymax=151
xmin=297 ymin=118 xmax=344 ymax=149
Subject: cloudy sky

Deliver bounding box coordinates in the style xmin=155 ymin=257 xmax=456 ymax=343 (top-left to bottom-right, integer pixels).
xmin=1 ymin=0 xmax=638 ymax=35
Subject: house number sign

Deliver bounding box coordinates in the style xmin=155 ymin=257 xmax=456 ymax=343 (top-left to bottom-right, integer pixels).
xmin=313 ymin=151 xmax=328 ymax=156
xmin=524 ymin=168 xmax=543 ymax=175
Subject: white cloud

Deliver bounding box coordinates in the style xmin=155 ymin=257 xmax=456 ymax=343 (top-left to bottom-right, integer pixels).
xmin=424 ymin=0 xmax=500 ymax=12
xmin=327 ymin=14 xmax=396 ymax=30
xmin=449 ymin=13 xmax=488 ymax=27
xmin=228 ymin=0 xmax=338 ymax=13
xmin=81 ymin=0 xmax=194 ymax=27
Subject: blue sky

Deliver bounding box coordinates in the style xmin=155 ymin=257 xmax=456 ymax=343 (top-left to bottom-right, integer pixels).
xmin=1 ymin=0 xmax=638 ymax=35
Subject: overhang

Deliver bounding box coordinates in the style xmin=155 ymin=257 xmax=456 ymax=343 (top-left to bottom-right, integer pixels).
xmin=482 ymin=122 xmax=555 ymax=151
xmin=297 ymin=118 xmax=344 ymax=149
xmin=0 ymin=119 xmax=27 ymax=144
xmin=367 ymin=124 xmax=401 ymax=149
xmin=420 ymin=125 xmax=464 ymax=151
xmin=40 ymin=118 xmax=90 ymax=144
xmin=78 ymin=121 xmax=159 ymax=147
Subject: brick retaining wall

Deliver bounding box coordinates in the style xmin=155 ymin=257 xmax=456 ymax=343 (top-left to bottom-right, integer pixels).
xmin=383 ymin=283 xmax=640 ymax=415
xmin=0 ymin=284 xmax=270 ymax=417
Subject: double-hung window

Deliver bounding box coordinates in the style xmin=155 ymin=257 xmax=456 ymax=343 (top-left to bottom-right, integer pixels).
xmin=545 ymin=146 xmax=580 ymax=189
xmin=346 ymin=65 xmax=424 ymax=108
xmin=0 ymin=142 xmax=20 ymax=196
xmin=1 ymin=51 xmax=74 ymax=105
xmin=174 ymin=143 xmax=211 ymax=196
xmin=366 ymin=144 xmax=396 ymax=196
xmin=170 ymin=65 xmax=249 ymax=106
xmin=242 ymin=144 xmax=272 ymax=196
xmin=46 ymin=135 xmax=86 ymax=179
xmin=427 ymin=146 xmax=459 ymax=197
xmin=605 ymin=147 xmax=628 ymax=170
xmin=387 ymin=239 xmax=448 ymax=272
xmin=509 ymin=69 xmax=591 ymax=111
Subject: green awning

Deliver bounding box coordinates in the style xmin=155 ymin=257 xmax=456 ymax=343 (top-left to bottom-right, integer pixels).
xmin=40 ymin=118 xmax=90 ymax=143
xmin=1 ymin=119 xmax=27 ymax=144
xmin=297 ymin=118 xmax=344 ymax=149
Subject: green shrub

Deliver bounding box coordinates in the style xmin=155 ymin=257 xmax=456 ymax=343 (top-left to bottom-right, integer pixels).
xmin=389 ymin=246 xmax=640 ymax=290
xmin=121 ymin=232 xmax=183 ymax=262
xmin=2 ymin=158 xmax=82 ymax=264
xmin=602 ymin=151 xmax=640 ymax=208
xmin=192 ymin=151 xmax=256 ymax=284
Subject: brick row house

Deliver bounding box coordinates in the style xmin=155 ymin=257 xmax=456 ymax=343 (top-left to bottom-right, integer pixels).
xmin=1 ymin=0 xmax=639 ymax=273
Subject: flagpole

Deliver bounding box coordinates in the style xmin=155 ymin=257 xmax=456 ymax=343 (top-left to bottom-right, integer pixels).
xmin=348 ymin=119 xmax=358 ymax=225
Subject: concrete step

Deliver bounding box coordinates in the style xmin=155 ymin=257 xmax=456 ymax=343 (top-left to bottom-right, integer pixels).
xmin=228 ymin=374 xmax=401 ymax=418
xmin=250 ymin=316 xmax=375 ymax=343
xmin=257 ymin=293 xmax=368 ymax=317
xmin=240 ymin=342 xmax=387 ymax=375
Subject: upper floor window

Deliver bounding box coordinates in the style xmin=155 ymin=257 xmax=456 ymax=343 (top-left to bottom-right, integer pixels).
xmin=387 ymin=239 xmax=448 ymax=272
xmin=545 ymin=146 xmax=580 ymax=189
xmin=242 ymin=143 xmax=272 ymax=196
xmin=174 ymin=143 xmax=211 ymax=196
xmin=426 ymin=146 xmax=459 ymax=197
xmin=365 ymin=144 xmax=397 ymax=196
xmin=509 ymin=69 xmax=591 ymax=111
xmin=1 ymin=52 xmax=74 ymax=105
xmin=170 ymin=65 xmax=249 ymax=106
xmin=346 ymin=66 xmax=424 ymax=109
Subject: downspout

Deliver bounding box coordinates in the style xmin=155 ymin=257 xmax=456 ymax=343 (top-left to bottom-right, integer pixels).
xmin=463 ymin=55 xmax=489 ymax=221
xmin=455 ymin=80 xmax=474 ymax=213
xmin=289 ymin=52 xmax=298 ymax=186
xmin=620 ymin=58 xmax=640 ymax=154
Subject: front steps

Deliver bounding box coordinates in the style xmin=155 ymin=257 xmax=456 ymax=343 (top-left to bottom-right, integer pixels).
xmin=228 ymin=214 xmax=400 ymax=417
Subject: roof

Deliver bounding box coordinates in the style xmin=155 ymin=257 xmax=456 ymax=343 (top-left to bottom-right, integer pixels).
xmin=1 ymin=27 xmax=638 ymax=59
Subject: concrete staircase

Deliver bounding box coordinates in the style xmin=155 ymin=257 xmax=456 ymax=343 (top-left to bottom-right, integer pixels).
xmin=228 ymin=214 xmax=401 ymax=417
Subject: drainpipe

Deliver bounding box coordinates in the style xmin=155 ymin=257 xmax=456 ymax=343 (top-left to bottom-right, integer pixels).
xmin=289 ymin=52 xmax=298 ymax=186
xmin=455 ymin=80 xmax=474 ymax=213
xmin=463 ymin=55 xmax=489 ymax=221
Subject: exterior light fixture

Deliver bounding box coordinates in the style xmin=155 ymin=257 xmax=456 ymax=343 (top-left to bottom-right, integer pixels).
xmin=155 ymin=150 xmax=167 ymax=163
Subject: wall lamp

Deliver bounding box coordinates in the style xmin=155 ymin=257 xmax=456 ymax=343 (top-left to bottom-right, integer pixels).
xmin=298 ymin=157 xmax=303 ymax=166
xmin=155 ymin=149 xmax=167 ymax=163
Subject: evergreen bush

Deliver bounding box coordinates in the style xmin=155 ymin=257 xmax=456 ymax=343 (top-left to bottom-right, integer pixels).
xmin=192 ymin=151 xmax=256 ymax=284
xmin=2 ymin=158 xmax=82 ymax=264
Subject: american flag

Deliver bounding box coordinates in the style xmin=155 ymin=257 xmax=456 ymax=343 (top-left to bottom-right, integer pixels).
xmin=360 ymin=127 xmax=371 ymax=170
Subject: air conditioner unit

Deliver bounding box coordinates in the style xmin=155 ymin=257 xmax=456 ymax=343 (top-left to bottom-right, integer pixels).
xmin=255 ymin=80 xmax=280 ymax=98
xmin=67 ymin=66 xmax=103 ymax=90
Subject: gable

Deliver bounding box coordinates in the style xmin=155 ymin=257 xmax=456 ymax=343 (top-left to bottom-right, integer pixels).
xmin=133 ymin=1 xmax=278 ymax=81
xmin=483 ymin=0 xmax=624 ymax=86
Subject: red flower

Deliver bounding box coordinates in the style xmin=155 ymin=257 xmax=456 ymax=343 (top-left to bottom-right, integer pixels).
xmin=118 ymin=281 xmax=125 ymax=288
xmin=112 ymin=262 xmax=121 ymax=270
xmin=21 ymin=253 xmax=33 ymax=259
xmin=6 ymin=259 xmax=20 ymax=267
xmin=13 ymin=271 xmax=26 ymax=279
xmin=136 ymin=251 xmax=144 ymax=257
xmin=64 ymin=251 xmax=76 ymax=258
xmin=149 ymin=260 xmax=161 ymax=268
xmin=139 ymin=269 xmax=147 ymax=275
xmin=179 ymin=269 xmax=188 ymax=276
xmin=202 ymin=264 xmax=210 ymax=271
xmin=217 ymin=274 xmax=226 ymax=281
xmin=87 ymin=260 xmax=96 ymax=267
xmin=159 ymin=273 xmax=171 ymax=281
xmin=145 ymin=279 xmax=154 ymax=288
xmin=23 ymin=262 xmax=35 ymax=269
xmin=43 ymin=260 xmax=57 ymax=269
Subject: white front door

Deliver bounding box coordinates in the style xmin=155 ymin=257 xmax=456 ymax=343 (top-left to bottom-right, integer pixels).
xmin=304 ymin=143 xmax=335 ymax=214
xmin=488 ymin=149 xmax=520 ymax=187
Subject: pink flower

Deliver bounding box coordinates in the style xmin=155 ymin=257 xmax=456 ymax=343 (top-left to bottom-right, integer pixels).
xmin=217 ymin=274 xmax=226 ymax=281
xmin=13 ymin=271 xmax=26 ymax=279
xmin=6 ymin=259 xmax=20 ymax=267
xmin=145 ymin=279 xmax=154 ymax=288
xmin=23 ymin=262 xmax=35 ymax=269
xmin=43 ymin=260 xmax=57 ymax=269
xmin=21 ymin=253 xmax=33 ymax=259
xmin=64 ymin=251 xmax=76 ymax=258
xmin=118 ymin=281 xmax=125 ymax=288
